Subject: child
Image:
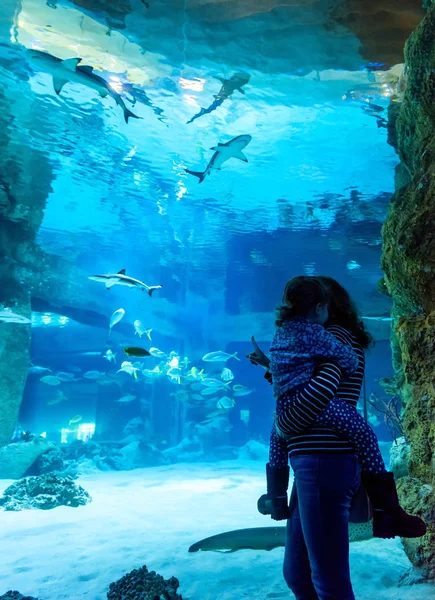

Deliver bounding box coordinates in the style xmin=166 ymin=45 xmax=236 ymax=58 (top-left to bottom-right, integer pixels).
xmin=258 ymin=276 xmax=426 ymax=539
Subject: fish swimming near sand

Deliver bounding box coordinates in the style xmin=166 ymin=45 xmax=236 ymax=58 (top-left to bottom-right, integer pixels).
xmin=186 ymin=72 xmax=250 ymax=124
xmin=109 ymin=308 xmax=125 ymax=336
xmin=185 ymin=135 xmax=252 ymax=183
xmin=89 ymin=269 xmax=162 ymax=296
xmin=27 ymin=49 xmax=140 ymax=123
xmin=0 ymin=308 xmax=31 ymax=324
xmin=188 ymin=523 xmax=373 ymax=553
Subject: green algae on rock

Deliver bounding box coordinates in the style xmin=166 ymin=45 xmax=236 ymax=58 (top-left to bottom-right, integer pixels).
xmin=381 ymin=2 xmax=435 ymax=581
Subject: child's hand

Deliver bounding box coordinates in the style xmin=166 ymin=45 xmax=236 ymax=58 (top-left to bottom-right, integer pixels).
xmin=246 ymin=336 xmax=270 ymax=369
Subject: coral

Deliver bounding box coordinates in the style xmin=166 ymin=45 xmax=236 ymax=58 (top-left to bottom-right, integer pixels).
xmin=107 ymin=565 xmax=182 ymax=600
xmin=0 ymin=592 xmax=38 ymax=600
xmin=0 ymin=474 xmax=91 ymax=511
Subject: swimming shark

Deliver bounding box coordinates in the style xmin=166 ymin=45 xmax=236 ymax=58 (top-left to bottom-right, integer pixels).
xmin=88 ymin=269 xmax=162 ymax=296
xmin=27 ymin=49 xmax=140 ymax=123
xmin=186 ymin=72 xmax=250 ymax=124
xmin=185 ymin=134 xmax=252 ymax=183
xmin=188 ymin=523 xmax=373 ymax=553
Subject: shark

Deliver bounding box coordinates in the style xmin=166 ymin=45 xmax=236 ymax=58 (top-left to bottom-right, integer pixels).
xmin=186 ymin=72 xmax=250 ymax=124
xmin=88 ymin=269 xmax=162 ymax=296
xmin=185 ymin=134 xmax=252 ymax=183
xmin=188 ymin=523 xmax=373 ymax=553
xmin=27 ymin=49 xmax=140 ymax=123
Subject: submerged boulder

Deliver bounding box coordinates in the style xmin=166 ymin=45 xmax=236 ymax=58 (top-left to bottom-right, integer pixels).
xmin=0 ymin=592 xmax=38 ymax=600
xmin=0 ymin=439 xmax=56 ymax=479
xmin=26 ymin=447 xmax=65 ymax=476
xmin=0 ymin=473 xmax=91 ymax=511
xmin=107 ymin=565 xmax=182 ymax=600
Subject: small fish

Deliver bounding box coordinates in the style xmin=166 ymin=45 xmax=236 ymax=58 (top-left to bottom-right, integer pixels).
xmin=117 ymin=395 xmax=136 ymax=403
xmin=104 ymin=349 xmax=117 ymax=363
xmin=202 ymin=351 xmax=240 ymax=363
xmin=167 ymin=367 xmax=182 ymax=384
xmin=83 ymin=370 xmax=104 ymax=380
xmin=149 ymin=347 xmax=167 ymax=359
xmin=117 ymin=361 xmax=139 ymax=379
xmin=201 ymin=387 xmax=224 ymax=397
xmin=133 ymin=320 xmax=153 ymax=340
xmin=28 ymin=365 xmax=52 ymax=376
xmin=142 ymin=366 xmax=161 ymax=378
xmin=40 ymin=376 xmax=61 ymax=386
xmin=0 ymin=308 xmax=31 ymax=324
xmin=109 ymin=308 xmax=125 ymax=336
xmin=347 ymin=260 xmax=361 ymax=271
xmin=124 ymin=346 xmax=151 ymax=358
xmin=186 ymin=135 xmax=251 ymax=184
xmin=190 ymin=382 xmax=204 ymax=391
xmin=217 ymin=396 xmax=236 ymax=409
xmin=221 ymin=368 xmax=234 ymax=382
xmin=47 ymin=390 xmax=68 ymax=406
xmin=89 ymin=269 xmax=162 ymax=296
xmin=202 ymin=377 xmax=227 ymax=388
xmin=185 ymin=367 xmax=204 ymax=382
xmin=232 ymin=384 xmax=254 ymax=397
xmin=68 ymin=415 xmax=82 ymax=425
xmin=191 ymin=394 xmax=204 ymax=401
xmin=55 ymin=372 xmax=76 ymax=382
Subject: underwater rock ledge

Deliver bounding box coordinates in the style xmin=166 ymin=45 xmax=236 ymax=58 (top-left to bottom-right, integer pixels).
xmin=381 ymin=2 xmax=435 ymax=581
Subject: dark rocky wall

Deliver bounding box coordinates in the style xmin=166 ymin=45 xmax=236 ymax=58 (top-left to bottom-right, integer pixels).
xmin=381 ymin=4 xmax=435 ymax=581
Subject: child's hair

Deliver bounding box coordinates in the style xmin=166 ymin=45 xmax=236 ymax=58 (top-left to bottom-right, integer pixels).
xmin=275 ymin=276 xmax=328 ymax=327
xmin=317 ymin=276 xmax=374 ymax=349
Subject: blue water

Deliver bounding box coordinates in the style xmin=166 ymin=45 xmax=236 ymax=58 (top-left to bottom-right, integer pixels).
xmin=0 ymin=1 xmax=418 ymax=598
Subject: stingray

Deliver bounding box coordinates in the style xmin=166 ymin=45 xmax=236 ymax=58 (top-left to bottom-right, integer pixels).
xmin=188 ymin=522 xmax=373 ymax=553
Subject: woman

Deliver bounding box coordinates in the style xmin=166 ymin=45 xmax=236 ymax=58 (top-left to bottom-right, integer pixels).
xmin=248 ymin=276 xmax=374 ymax=600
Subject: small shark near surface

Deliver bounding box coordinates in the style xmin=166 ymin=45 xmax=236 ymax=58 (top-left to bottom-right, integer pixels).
xmin=188 ymin=523 xmax=373 ymax=553
xmin=186 ymin=134 xmax=252 ymax=183
xmin=89 ymin=269 xmax=162 ymax=296
xmin=27 ymin=49 xmax=140 ymax=123
xmin=186 ymin=72 xmax=250 ymax=124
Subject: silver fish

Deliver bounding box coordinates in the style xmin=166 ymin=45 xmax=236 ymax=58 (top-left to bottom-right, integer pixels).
xmin=109 ymin=308 xmax=125 ymax=336
xmin=0 ymin=309 xmax=31 ymax=324
xmin=202 ymin=351 xmax=240 ymax=363
xmin=89 ymin=269 xmax=162 ymax=296
xmin=40 ymin=376 xmax=61 ymax=386
xmin=117 ymin=395 xmax=136 ymax=403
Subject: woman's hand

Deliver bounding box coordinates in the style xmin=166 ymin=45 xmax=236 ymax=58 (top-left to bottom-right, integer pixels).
xmin=246 ymin=336 xmax=270 ymax=369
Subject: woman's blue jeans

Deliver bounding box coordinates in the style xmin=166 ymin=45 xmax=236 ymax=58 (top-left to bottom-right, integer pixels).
xmin=283 ymin=453 xmax=361 ymax=600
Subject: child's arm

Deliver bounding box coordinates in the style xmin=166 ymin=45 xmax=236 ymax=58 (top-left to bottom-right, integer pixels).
xmin=309 ymin=324 xmax=358 ymax=378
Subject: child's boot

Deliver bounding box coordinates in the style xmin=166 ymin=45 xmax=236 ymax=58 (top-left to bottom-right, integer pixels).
xmin=257 ymin=463 xmax=291 ymax=521
xmin=362 ymin=471 xmax=427 ymax=539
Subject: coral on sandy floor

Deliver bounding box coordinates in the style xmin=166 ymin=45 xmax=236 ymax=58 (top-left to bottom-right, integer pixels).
xmin=107 ymin=565 xmax=182 ymax=600
xmin=0 ymin=474 xmax=91 ymax=511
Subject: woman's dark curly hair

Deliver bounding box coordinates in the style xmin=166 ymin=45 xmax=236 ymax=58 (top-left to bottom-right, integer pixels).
xmin=317 ymin=276 xmax=374 ymax=349
xmin=276 ymin=276 xmax=328 ymax=327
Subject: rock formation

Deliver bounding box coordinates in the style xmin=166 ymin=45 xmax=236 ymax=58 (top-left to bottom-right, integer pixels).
xmin=381 ymin=3 xmax=435 ymax=581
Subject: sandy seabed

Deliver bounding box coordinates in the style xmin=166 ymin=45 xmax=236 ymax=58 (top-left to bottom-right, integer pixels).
xmin=0 ymin=460 xmax=433 ymax=600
